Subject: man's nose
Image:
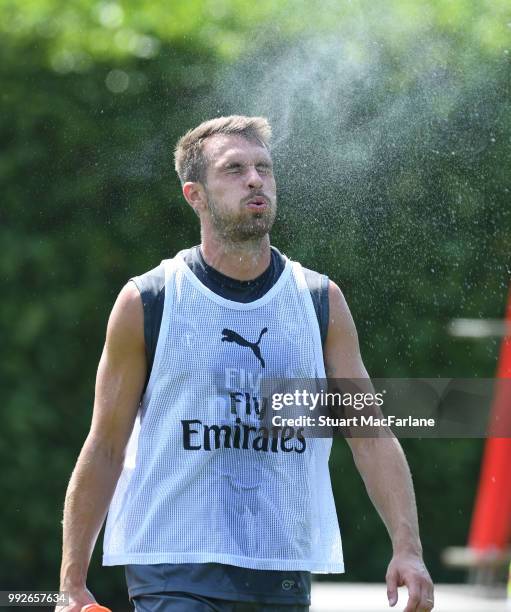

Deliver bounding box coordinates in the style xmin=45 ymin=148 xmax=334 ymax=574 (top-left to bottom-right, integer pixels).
xmin=246 ymin=167 xmax=264 ymax=189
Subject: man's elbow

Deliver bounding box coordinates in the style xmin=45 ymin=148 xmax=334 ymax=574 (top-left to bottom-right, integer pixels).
xmin=346 ymin=435 xmax=402 ymax=464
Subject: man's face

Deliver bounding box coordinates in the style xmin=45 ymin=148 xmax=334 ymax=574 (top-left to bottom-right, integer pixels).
xmin=201 ymin=134 xmax=277 ymax=242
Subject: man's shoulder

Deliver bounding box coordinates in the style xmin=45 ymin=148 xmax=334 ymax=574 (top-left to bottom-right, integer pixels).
xmin=130 ymin=263 xmax=166 ymax=302
xmin=301 ymin=265 xmax=328 ymax=288
xmin=272 ymin=247 xmax=330 ymax=344
xmin=129 ymin=246 xmax=193 ymax=297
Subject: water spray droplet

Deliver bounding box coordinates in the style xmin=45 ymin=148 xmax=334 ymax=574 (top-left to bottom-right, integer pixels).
xmin=105 ymin=69 xmax=129 ymax=93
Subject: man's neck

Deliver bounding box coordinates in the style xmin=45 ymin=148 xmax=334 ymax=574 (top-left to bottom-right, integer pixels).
xmin=200 ymin=234 xmax=272 ymax=281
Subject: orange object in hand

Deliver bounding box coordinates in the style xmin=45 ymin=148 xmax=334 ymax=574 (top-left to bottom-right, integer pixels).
xmin=81 ymin=606 xmax=112 ymax=612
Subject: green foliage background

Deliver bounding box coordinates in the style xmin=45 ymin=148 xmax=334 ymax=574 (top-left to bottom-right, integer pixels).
xmin=1 ymin=0 xmax=510 ymax=606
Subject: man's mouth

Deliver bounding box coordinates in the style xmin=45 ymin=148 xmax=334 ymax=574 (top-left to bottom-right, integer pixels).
xmin=246 ymin=197 xmax=269 ymax=210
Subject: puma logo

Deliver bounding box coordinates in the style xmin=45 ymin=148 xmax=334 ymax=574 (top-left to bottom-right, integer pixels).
xmin=221 ymin=327 xmax=268 ymax=368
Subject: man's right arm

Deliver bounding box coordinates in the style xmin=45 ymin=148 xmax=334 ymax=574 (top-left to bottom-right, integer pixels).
xmin=58 ymin=282 xmax=146 ymax=611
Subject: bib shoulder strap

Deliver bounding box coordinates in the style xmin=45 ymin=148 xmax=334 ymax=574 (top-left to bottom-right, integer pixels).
xmin=302 ymin=266 xmax=330 ymax=346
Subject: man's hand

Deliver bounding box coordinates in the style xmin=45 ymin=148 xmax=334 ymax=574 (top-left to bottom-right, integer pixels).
xmin=386 ymin=553 xmax=434 ymax=611
xmin=55 ymin=585 xmax=95 ymax=612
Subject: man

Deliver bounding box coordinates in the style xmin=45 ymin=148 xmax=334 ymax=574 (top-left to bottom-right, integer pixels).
xmin=57 ymin=115 xmax=434 ymax=612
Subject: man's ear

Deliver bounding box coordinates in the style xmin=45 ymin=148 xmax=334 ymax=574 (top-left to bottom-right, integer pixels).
xmin=183 ymin=181 xmax=206 ymax=216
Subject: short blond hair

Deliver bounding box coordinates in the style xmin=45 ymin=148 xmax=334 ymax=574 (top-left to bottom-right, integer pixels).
xmin=174 ymin=115 xmax=272 ymax=185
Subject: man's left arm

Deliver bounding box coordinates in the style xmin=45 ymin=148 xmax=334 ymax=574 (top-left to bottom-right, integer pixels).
xmin=323 ymin=280 xmax=434 ymax=612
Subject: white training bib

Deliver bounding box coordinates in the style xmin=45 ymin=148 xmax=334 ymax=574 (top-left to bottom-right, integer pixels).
xmin=103 ymin=252 xmax=344 ymax=572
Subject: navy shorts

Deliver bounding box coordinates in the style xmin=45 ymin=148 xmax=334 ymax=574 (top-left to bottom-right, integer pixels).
xmin=131 ymin=592 xmax=309 ymax=611
xmin=125 ymin=563 xmax=311 ymax=611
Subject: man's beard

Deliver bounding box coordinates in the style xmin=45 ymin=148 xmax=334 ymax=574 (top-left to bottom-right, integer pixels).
xmin=206 ymin=192 xmax=277 ymax=243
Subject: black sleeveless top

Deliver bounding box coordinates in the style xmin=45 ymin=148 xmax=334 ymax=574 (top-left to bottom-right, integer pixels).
xmin=126 ymin=245 xmax=329 ymax=605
